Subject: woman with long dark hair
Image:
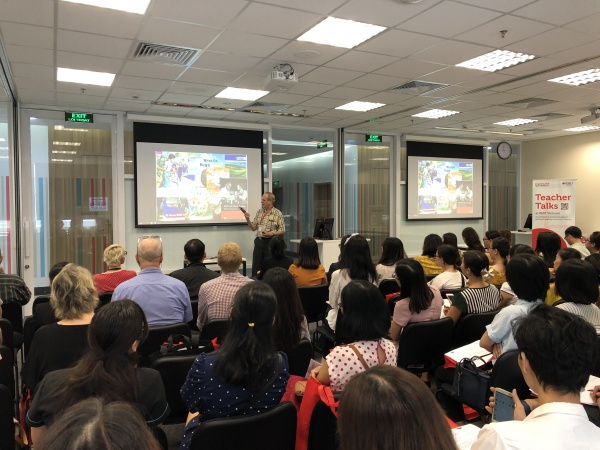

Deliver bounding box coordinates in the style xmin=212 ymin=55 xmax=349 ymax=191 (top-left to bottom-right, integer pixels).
xmin=462 ymin=227 xmax=485 ymax=252
xmin=375 ymin=237 xmax=406 ymax=284
xmin=288 ymin=236 xmax=327 ymax=286
xmin=414 ymin=234 xmax=443 ymax=276
xmin=390 ymin=259 xmax=444 ymax=341
xmin=26 ymin=300 xmax=169 ymax=444
xmin=256 ymin=237 xmax=293 ymax=280
xmin=262 ymin=267 xmax=310 ymax=350
xmin=535 ymin=231 xmax=561 ymax=269
xmin=429 ymin=244 xmax=466 ymax=290
xmin=327 ymin=234 xmax=376 ymax=331
xmin=180 ymin=282 xmax=289 ymax=449
xmin=487 ymin=237 xmax=510 ymax=287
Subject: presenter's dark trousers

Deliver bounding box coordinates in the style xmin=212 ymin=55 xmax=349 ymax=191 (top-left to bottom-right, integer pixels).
xmin=252 ymin=237 xmax=271 ymax=277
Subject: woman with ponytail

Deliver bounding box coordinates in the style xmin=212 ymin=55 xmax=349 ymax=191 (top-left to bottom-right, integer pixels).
xmin=26 ymin=300 xmax=169 ymax=444
xmin=179 ymin=282 xmax=290 ymax=449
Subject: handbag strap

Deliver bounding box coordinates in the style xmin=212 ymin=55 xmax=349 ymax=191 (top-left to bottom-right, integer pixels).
xmin=346 ymin=342 xmax=386 ymax=370
xmin=238 ymin=353 xmax=283 ymax=415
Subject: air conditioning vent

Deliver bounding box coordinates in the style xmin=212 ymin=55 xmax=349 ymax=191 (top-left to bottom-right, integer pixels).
xmin=390 ymin=80 xmax=449 ymax=95
xmin=530 ymin=112 xmax=572 ymax=120
xmin=503 ymin=98 xmax=557 ymax=108
xmin=133 ymin=42 xmax=199 ymax=65
xmin=243 ymin=102 xmax=290 ymax=112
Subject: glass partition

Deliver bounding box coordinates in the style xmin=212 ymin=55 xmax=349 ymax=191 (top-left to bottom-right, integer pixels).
xmin=0 ymin=101 xmax=11 ymax=272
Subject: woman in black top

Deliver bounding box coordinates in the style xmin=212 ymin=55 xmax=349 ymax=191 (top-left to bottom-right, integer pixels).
xmin=257 ymin=237 xmax=293 ymax=280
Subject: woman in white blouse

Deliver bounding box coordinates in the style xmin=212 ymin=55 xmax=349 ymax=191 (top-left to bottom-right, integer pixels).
xmin=428 ymin=244 xmax=466 ymax=290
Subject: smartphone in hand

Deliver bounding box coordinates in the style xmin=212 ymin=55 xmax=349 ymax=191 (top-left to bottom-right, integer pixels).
xmin=492 ymin=388 xmax=515 ymax=422
xmin=239 ymin=207 xmax=246 ymax=214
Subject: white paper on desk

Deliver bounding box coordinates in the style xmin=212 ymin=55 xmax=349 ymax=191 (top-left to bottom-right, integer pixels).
xmin=580 ymin=375 xmax=600 ymax=406
xmin=445 ymin=341 xmax=492 ymax=368
xmin=452 ymin=424 xmax=481 ymax=450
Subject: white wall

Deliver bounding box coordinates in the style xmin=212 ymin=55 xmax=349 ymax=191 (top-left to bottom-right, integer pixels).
xmin=520 ymin=132 xmax=600 ymax=235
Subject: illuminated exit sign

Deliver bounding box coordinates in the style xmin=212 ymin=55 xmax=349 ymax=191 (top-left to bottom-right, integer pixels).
xmin=65 ymin=112 xmax=93 ymax=123
xmin=366 ymin=134 xmax=382 ymax=142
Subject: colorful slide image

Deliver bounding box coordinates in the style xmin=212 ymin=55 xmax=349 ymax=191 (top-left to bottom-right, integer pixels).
xmin=417 ymin=160 xmax=473 ymax=215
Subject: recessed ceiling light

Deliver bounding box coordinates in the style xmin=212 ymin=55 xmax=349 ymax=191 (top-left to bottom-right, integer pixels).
xmin=53 ymin=141 xmax=81 ymax=146
xmin=272 ymin=152 xmax=288 ymax=156
xmin=486 ymin=130 xmax=525 ymax=136
xmin=336 ymin=101 xmax=385 ymax=112
xmin=434 ymin=126 xmax=479 ymax=132
xmin=564 ymin=125 xmax=600 ymax=132
xmin=494 ymin=118 xmax=538 ymax=126
xmin=215 ymin=87 xmax=269 ymax=101
xmin=54 ymin=125 xmax=89 ymax=132
xmin=61 ymin=0 xmax=151 ymax=14
xmin=369 ymin=158 xmax=389 ymax=161
xmin=548 ymin=69 xmax=600 ymax=86
xmin=456 ymin=50 xmax=536 ymax=72
xmin=52 ymin=150 xmax=78 ymax=154
xmin=412 ymin=109 xmax=460 ymax=119
xmin=0 ymin=138 xmax=5 ymax=142
xmin=297 ymin=17 xmax=386 ymax=49
xmin=57 ymin=67 xmax=115 ymax=87
xmin=51 ymin=158 xmax=74 ymax=163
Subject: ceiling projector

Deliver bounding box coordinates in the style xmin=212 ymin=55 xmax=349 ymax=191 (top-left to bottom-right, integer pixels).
xmin=264 ymin=64 xmax=298 ymax=91
xmin=581 ymin=108 xmax=600 ymax=124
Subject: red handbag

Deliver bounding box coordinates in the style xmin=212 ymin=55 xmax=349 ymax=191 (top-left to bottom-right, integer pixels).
xmin=295 ymin=376 xmax=338 ymax=450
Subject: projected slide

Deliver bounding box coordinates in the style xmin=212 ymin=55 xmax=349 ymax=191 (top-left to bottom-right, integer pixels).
xmin=417 ymin=160 xmax=474 ymax=215
xmin=136 ymin=142 xmax=261 ymax=226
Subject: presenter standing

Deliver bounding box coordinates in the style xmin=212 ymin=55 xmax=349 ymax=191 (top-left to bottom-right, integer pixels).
xmin=244 ymin=192 xmax=285 ymax=277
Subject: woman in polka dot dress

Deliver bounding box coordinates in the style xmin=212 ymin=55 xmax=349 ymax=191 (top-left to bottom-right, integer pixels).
xmin=179 ymin=282 xmax=290 ymax=449
xmin=313 ymin=280 xmax=396 ymax=392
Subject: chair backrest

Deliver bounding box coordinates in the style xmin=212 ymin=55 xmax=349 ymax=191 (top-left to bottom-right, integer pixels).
xmin=150 ymin=354 xmax=198 ymax=424
xmin=189 ymin=299 xmax=199 ymax=331
xmin=97 ymin=292 xmax=113 ymax=310
xmin=397 ymin=317 xmax=454 ymax=372
xmin=190 ymin=402 xmax=297 ymax=450
xmin=452 ymin=310 xmax=498 ymax=348
xmin=2 ymin=302 xmax=23 ymax=334
xmin=138 ymin=323 xmax=191 ymax=359
xmin=425 ymin=274 xmax=437 ymax=282
xmin=0 ymin=319 xmax=13 ymax=351
xmin=0 ymin=385 xmax=14 ymax=450
xmin=440 ymin=288 xmax=464 ymax=299
xmin=200 ymin=318 xmax=230 ymax=342
xmin=593 ymin=335 xmax=600 ymax=378
xmin=32 ymin=296 xmax=58 ymax=328
xmin=378 ymin=279 xmax=399 ymax=297
xmin=0 ymin=346 xmax=14 ymax=397
xmin=284 ymin=339 xmax=312 ymax=377
xmin=298 ymin=285 xmax=329 ymax=324
xmin=307 ymin=397 xmax=340 ymax=450
xmin=487 ymin=349 xmax=530 ymax=400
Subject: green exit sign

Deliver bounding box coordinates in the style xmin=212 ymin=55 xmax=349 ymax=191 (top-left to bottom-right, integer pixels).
xmin=366 ymin=134 xmax=382 ymax=142
xmin=65 ymin=112 xmax=93 ymax=123
xmin=317 ymin=140 xmax=328 ymax=149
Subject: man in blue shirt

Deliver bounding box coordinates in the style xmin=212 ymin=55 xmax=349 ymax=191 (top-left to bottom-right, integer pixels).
xmin=112 ymin=236 xmax=192 ymax=326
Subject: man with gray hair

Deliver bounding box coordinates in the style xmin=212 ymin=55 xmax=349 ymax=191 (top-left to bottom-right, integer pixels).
xmin=112 ymin=236 xmax=191 ymax=326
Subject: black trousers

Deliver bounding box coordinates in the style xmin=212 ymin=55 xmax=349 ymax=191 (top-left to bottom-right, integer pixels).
xmin=252 ymin=237 xmax=271 ymax=277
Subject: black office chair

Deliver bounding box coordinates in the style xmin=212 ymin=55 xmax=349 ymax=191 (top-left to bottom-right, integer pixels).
xmin=487 ymin=349 xmax=531 ymax=401
xmin=189 ymin=299 xmax=199 ymax=331
xmin=150 ymin=354 xmax=198 ymax=424
xmin=200 ymin=318 xmax=230 ymax=342
xmin=0 ymin=319 xmax=14 ymax=351
xmin=2 ymin=303 xmax=23 ymax=359
xmin=190 ymin=402 xmax=297 ymax=450
xmin=138 ymin=323 xmax=191 ymax=365
xmin=452 ymin=310 xmax=498 ymax=349
xmin=397 ymin=317 xmax=454 ymax=375
xmin=284 ymin=339 xmax=312 ymax=377
xmin=425 ymin=274 xmax=437 ymax=282
xmin=307 ymin=395 xmax=341 ymax=450
xmin=592 ymin=335 xmax=600 ymax=377
xmin=0 ymin=385 xmax=14 ymax=450
xmin=298 ymin=285 xmax=329 ymax=325
xmin=440 ymin=288 xmax=464 ymax=299
xmin=96 ymin=292 xmax=113 ymax=310
xmin=378 ymin=279 xmax=399 ymax=297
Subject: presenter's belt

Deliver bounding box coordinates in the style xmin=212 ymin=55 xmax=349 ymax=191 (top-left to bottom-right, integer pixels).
xmin=256 ymin=236 xmax=272 ymax=240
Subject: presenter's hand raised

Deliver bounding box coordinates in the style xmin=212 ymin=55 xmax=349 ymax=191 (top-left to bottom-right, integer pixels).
xmin=243 ymin=211 xmax=250 ymax=220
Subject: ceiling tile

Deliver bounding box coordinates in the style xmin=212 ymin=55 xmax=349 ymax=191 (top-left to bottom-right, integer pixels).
xmin=506 ymin=27 xmax=595 ymax=57
xmin=157 ymin=93 xmax=210 ymax=105
xmin=10 ymin=62 xmax=54 ymax=80
xmin=202 ymin=97 xmax=252 ymax=109
xmin=375 ymin=59 xmax=448 ymax=80
xmin=103 ymin=99 xmax=150 ymax=112
xmin=14 ymin=76 xmax=55 ymax=93
xmin=259 ymin=0 xmax=345 ymax=14
xmin=167 ymin=81 xmax=223 ymax=97
xmin=55 ymin=92 xmax=106 ymax=108
xmin=109 ymin=87 xmax=163 ymax=101
xmin=300 ymin=67 xmax=364 ymax=85
xmin=209 ymin=31 xmax=288 ymax=58
xmin=146 ymin=104 xmax=196 ymax=115
xmin=334 ymin=0 xmax=443 ymax=27
xmin=420 ymin=66 xmax=487 ymax=84
xmin=112 ymin=75 xmax=173 ymax=91
xmin=4 ymin=44 xmax=54 ymax=66
xmin=229 ymin=74 xmax=268 ymax=90
xmin=357 ymin=29 xmax=442 ymax=58
xmin=513 ymin=0 xmax=600 ymax=26
xmin=57 ymin=30 xmax=134 ymax=59
xmin=192 ymin=51 xmax=262 ymax=73
xmin=300 ymin=97 xmax=347 ymax=108
xmin=138 ymin=18 xmax=222 ymax=50
xmin=276 ymin=81 xmax=332 ymax=96
xmin=0 ymin=0 xmax=54 ymax=27
xmin=178 ymin=68 xmax=241 ymax=86
xmin=121 ymin=61 xmax=187 ymax=80
xmin=563 ymin=12 xmax=600 ymax=36
xmin=452 ymin=0 xmax=539 ymax=13
xmin=186 ymin=108 xmax=234 ymax=119
xmin=320 ymin=86 xmax=376 ymax=101
xmin=268 ymin=41 xmax=347 ymax=67
xmin=344 ymin=74 xmax=409 ymax=91
xmin=57 ymin=51 xmax=124 ymax=73
xmin=57 ymin=2 xmax=144 ymax=39
xmin=412 ymin=40 xmax=495 ymax=66
xmin=150 ymin=0 xmax=248 ymax=28
xmin=259 ymin=92 xmax=312 ymax=104
xmin=325 ymin=51 xmax=397 ymax=72
xmin=57 ymin=82 xmax=111 ymax=97
xmin=0 ymin=22 xmax=54 ymax=49
xmin=18 ymin=89 xmax=56 ymax=105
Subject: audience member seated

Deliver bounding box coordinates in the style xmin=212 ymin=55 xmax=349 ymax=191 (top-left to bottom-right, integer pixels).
xmin=487 ymin=237 xmax=510 ymax=287
xmin=338 ymin=366 xmax=458 ymax=450
xmin=262 ymin=268 xmax=310 ymax=350
xmin=498 ymin=244 xmax=536 ymax=308
xmin=257 ymin=236 xmax=293 ymax=280
xmin=445 ymin=251 xmax=502 ymax=324
xmin=535 ymin=231 xmax=561 ymax=269
xmin=22 ymin=263 xmax=97 ymax=391
xmin=428 ymin=244 xmax=466 ymax=290
xmin=462 ymin=227 xmax=485 ymax=252
xmin=554 ymin=259 xmax=600 ymax=333
xmin=443 ymin=232 xmax=459 ymax=248
xmin=169 ymin=238 xmax=218 ymax=298
xmin=0 ymin=246 xmax=31 ymax=307
xmin=473 ymin=305 xmax=600 ymax=449
xmin=499 ymin=228 xmax=512 ymax=245
xmin=483 ymin=230 xmax=500 ymax=262
xmin=545 ymin=247 xmax=581 ymax=306
xmin=326 ymin=234 xmax=350 ymax=280
xmin=93 ymin=244 xmax=136 ymax=293
xmin=180 ymin=283 xmax=289 ymax=449
xmin=313 ymin=281 xmax=396 ymax=392
xmin=112 ymin=236 xmax=191 ymax=326
xmin=564 ymin=225 xmax=590 ymax=257
xmin=27 ymin=300 xmax=170 ymax=445
xmin=413 ymin=234 xmax=443 ymax=276
xmin=375 ymin=237 xmax=406 ymax=285
xmin=585 ymin=231 xmax=600 ymax=282
xmin=390 ymin=259 xmax=444 ymax=342
xmin=287 ymin=236 xmax=327 ymax=286
xmin=29 ymin=261 xmax=70 ymax=331
xmin=327 ymin=234 xmax=376 ymax=332
xmin=196 ymin=242 xmax=252 ymax=332
xmin=33 ymin=398 xmax=161 ymax=450
xmin=480 ymin=254 xmax=548 ymax=358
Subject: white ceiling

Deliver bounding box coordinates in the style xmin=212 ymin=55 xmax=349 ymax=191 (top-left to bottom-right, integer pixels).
xmin=1 ymin=0 xmax=600 ymax=141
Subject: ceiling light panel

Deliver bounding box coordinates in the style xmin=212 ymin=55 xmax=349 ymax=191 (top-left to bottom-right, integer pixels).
xmin=494 ymin=118 xmax=538 ymax=126
xmin=215 ymin=87 xmax=269 ymax=101
xmin=52 ymin=150 xmax=78 ymax=154
xmin=336 ymin=101 xmax=386 ymax=112
xmin=564 ymin=125 xmax=600 ymax=132
xmin=456 ymin=50 xmax=536 ymax=72
xmin=54 ymin=126 xmax=89 ymax=132
xmin=297 ymin=17 xmax=386 ymax=49
xmin=61 ymin=0 xmax=151 ymax=14
xmin=412 ymin=109 xmax=460 ymax=119
xmin=57 ymin=68 xmax=115 ymax=87
xmin=548 ymin=69 xmax=600 ymax=86
xmin=53 ymin=141 xmax=81 ymax=146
